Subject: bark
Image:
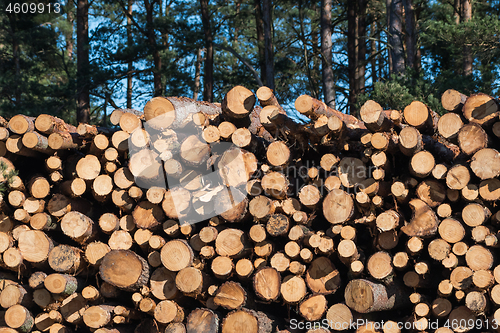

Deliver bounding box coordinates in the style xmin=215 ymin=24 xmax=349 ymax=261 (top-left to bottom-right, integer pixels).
xmin=200 ymin=0 xmax=214 ymax=102
xmin=254 ymin=0 xmax=266 ymax=86
xmin=403 ymin=0 xmax=417 ymax=71
xmin=262 ymin=0 xmax=274 ymax=90
xmin=77 ymin=0 xmax=90 ymax=123
xmin=144 ymin=0 xmax=162 ymax=96
xmin=389 ymin=0 xmax=405 ymax=74
xmin=321 ymin=0 xmax=335 ymax=109
xmin=127 ymin=0 xmax=133 ymax=108
xmin=461 ymin=0 xmax=472 ymax=76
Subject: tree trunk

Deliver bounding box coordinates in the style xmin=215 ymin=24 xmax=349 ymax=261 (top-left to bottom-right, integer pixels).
xmin=262 ymin=0 xmax=274 ymax=91
xmin=356 ymin=0 xmax=366 ymax=95
xmin=347 ymin=0 xmax=357 ymax=115
xmin=193 ymin=48 xmax=203 ymax=100
xmin=127 ymin=0 xmax=133 ymax=108
xmin=386 ymin=0 xmax=393 ymax=74
xmin=321 ymin=0 xmax=335 ymax=109
xmin=370 ymin=22 xmax=378 ymax=84
xmin=403 ymin=0 xmax=417 ymax=71
xmin=65 ymin=2 xmax=74 ymax=59
xmin=461 ymin=0 xmax=472 ymax=76
xmin=389 ymin=0 xmax=405 ymax=74
xmin=145 ymin=0 xmax=162 ymax=96
xmin=254 ymin=0 xmax=266 ymax=86
xmin=77 ymin=0 xmax=90 ymax=123
xmin=200 ymin=0 xmax=213 ymax=102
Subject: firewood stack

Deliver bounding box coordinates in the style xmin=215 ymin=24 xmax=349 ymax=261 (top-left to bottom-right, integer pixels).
xmin=0 ymin=86 xmax=500 ymax=332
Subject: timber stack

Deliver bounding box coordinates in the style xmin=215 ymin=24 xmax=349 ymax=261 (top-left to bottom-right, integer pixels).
xmin=0 ymin=86 xmax=499 ymax=332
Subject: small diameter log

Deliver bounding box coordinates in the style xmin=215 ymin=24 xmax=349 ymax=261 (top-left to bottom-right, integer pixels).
xmin=61 ymin=212 xmax=96 ymax=245
xmin=0 ymin=284 xmax=30 ymax=309
xmin=213 ymin=281 xmax=246 ymax=310
xmin=83 ymin=305 xmax=115 ymax=329
xmin=299 ymin=294 xmax=327 ymax=321
xmin=398 ymin=126 xmax=423 ymax=156
xmin=28 ymin=176 xmax=50 ymax=199
xmin=305 ymin=257 xmax=341 ymax=295
xmin=367 ymin=252 xmax=393 ymax=281
xmin=325 ymin=303 xmax=353 ymax=331
xmin=338 ymin=157 xmax=366 ymax=188
xmin=249 ymin=196 xmax=275 ymax=220
xmin=161 ymin=240 xmax=194 ymax=272
xmin=4 ymin=304 xmax=34 ymax=332
xmin=465 ymin=291 xmax=487 ymax=314
xmin=186 ymin=308 xmax=219 ymax=333
xmin=211 ymin=256 xmax=234 ymax=280
xmin=446 ymin=164 xmax=470 ymax=190
xmin=43 ymin=273 xmax=77 ymax=298
xmin=266 ymin=214 xmax=290 ymax=237
xmin=409 ymin=151 xmax=435 ymax=178
xmin=337 ymin=239 xmax=359 ymax=264
xmin=376 ymin=210 xmax=401 ymax=232
xmin=416 ymin=179 xmax=446 ymax=208
xmin=99 ymin=250 xmax=149 ymax=291
xmin=441 ymin=89 xmax=467 ymax=112
xmin=22 ymin=132 xmax=53 ymax=154
xmin=261 ymin=172 xmax=289 ymax=199
xmin=345 ymin=279 xmax=410 ymax=313
xmin=253 ymin=267 xmax=280 ymax=301
xmin=299 ymin=185 xmax=321 ymax=209
xmin=48 ymin=245 xmax=83 ymax=274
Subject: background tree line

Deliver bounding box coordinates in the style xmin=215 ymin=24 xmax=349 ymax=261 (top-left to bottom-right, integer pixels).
xmin=1 ymin=0 xmax=499 ymax=124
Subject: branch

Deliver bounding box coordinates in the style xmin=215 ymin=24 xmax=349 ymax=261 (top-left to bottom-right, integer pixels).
xmin=213 ymin=43 xmax=263 ymax=87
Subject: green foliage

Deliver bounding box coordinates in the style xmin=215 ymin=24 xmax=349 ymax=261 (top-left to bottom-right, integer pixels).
xmin=0 ymin=162 xmax=18 ymax=196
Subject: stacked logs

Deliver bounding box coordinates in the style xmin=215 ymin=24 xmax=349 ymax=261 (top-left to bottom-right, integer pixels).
xmin=0 ymin=86 xmax=499 ymax=332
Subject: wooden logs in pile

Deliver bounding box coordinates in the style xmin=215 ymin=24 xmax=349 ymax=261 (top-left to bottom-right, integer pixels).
xmin=0 ymin=86 xmax=499 ymax=332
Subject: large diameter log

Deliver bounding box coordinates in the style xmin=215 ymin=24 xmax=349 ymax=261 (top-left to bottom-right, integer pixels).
xmin=218 ymin=147 xmax=258 ymax=188
xmin=462 ymin=93 xmax=499 ymax=125
xmin=403 ymin=101 xmax=437 ymax=132
xmin=305 ymin=257 xmax=341 ymax=295
xmin=8 ymin=115 xmax=35 ymax=135
xmin=61 ymin=211 xmax=96 ymax=244
xmin=401 ymin=199 xmax=439 ymax=237
xmin=438 ymin=112 xmax=463 ymax=141
xmin=253 ymin=267 xmax=280 ymax=301
xmin=458 ymin=123 xmax=489 ymax=155
xmin=132 ymin=201 xmax=165 ymax=229
xmin=222 ymin=85 xmax=255 ymax=120
xmin=160 ymin=240 xmax=194 ymax=272
xmin=360 ymin=100 xmax=392 ymax=132
xmin=345 ymin=279 xmax=410 ymax=313
xmin=186 ymin=308 xmax=219 ymax=333
xmin=323 ymin=189 xmax=355 ymax=224
xmin=470 ymin=148 xmax=500 ymax=179
xmin=221 ymin=309 xmax=259 ymax=333
xmin=18 ymin=230 xmax=53 ymax=264
xmin=4 ymin=304 xmax=34 ymax=332
xmin=143 ymin=97 xmax=176 ymax=129
xmin=441 ymin=89 xmax=467 ymax=112
xmin=99 ymin=250 xmax=149 ymax=291
xmin=35 ymin=114 xmax=76 ymax=134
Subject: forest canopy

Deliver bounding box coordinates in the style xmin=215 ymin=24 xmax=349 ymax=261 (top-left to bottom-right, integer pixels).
xmin=0 ymin=0 xmax=499 ymax=124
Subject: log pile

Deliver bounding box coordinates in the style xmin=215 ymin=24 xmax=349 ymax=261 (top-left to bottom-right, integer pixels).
xmin=0 ymin=87 xmax=499 ymax=332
